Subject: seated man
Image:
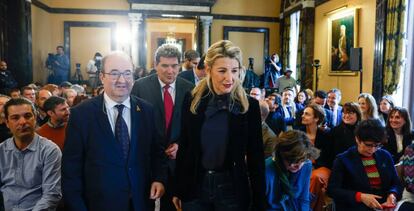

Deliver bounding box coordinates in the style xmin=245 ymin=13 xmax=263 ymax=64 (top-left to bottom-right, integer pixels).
xmin=37 ymin=96 xmax=70 ymax=150
xmin=0 ymin=98 xmax=62 ymax=210
xmin=265 ymin=93 xmax=286 ymax=135
xmin=328 ymin=119 xmax=402 ymax=210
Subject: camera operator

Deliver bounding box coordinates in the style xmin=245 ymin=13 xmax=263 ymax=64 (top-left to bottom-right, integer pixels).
xmin=46 ymin=46 xmax=70 ymax=85
xmin=86 ymin=52 xmax=102 ymax=89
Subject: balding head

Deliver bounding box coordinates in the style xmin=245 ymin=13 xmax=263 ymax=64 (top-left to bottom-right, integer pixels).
xmin=100 ymin=52 xmax=134 ymax=103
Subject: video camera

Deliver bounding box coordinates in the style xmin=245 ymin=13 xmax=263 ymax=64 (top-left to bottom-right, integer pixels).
xmin=46 ymin=53 xmax=56 ymax=69
xmin=94 ymin=56 xmax=103 ymax=71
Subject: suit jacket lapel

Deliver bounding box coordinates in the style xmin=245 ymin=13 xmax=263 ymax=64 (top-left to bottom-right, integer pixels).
xmin=150 ymin=75 xmax=165 ymax=123
xmin=129 ymin=97 xmax=141 ymax=162
xmin=94 ymin=95 xmax=124 ymax=162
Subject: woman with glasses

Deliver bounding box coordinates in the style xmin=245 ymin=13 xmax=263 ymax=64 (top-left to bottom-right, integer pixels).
xmin=327 ymin=102 xmax=362 ymax=167
xmin=172 ymin=40 xmax=265 ymax=211
xmin=328 ymin=119 xmax=402 ymax=210
xmin=265 ymin=130 xmax=320 ymax=210
xmin=384 ymin=107 xmax=414 ymax=164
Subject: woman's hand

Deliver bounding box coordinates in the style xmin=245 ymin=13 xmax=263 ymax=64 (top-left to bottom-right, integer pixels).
xmin=360 ymin=193 xmax=382 ymax=209
xmin=381 ymin=193 xmax=397 ymax=211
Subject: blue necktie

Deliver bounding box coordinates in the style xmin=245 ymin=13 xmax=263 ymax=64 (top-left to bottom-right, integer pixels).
xmin=115 ymin=104 xmax=130 ymax=160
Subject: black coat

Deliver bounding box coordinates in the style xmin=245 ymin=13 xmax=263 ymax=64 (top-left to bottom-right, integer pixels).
xmin=384 ymin=128 xmax=414 ymax=163
xmin=327 ymin=123 xmax=357 ymax=168
xmin=174 ymin=92 xmax=266 ymax=210
xmin=177 ymin=69 xmax=195 ymax=85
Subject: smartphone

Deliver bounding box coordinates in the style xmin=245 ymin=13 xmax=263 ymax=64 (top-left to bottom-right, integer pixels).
xmin=381 ymin=204 xmax=396 ymax=209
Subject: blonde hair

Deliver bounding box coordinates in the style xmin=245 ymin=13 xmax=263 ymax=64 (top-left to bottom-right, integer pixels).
xmin=358 ymin=93 xmax=379 ymax=119
xmin=190 ymin=40 xmax=249 ymax=114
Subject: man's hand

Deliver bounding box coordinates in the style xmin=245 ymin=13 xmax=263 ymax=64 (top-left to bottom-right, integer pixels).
xmin=149 ymin=182 xmax=165 ymax=199
xmin=165 ymin=143 xmax=179 ymax=160
xmin=360 ymin=193 xmax=382 ymax=209
xmin=172 ymin=196 xmax=182 ymax=210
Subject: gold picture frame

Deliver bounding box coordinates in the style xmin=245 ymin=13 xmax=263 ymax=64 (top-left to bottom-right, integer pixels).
xmin=327 ymin=8 xmax=359 ymax=75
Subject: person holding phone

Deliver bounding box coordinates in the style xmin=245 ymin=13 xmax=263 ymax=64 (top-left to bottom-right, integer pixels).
xmin=327 ymin=119 xmax=402 ymax=211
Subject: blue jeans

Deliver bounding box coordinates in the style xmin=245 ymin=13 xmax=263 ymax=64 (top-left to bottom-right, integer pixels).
xmin=182 ymin=170 xmax=243 ymax=211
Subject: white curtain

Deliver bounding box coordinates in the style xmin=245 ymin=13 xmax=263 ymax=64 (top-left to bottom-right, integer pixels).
xmin=289 ymin=11 xmax=300 ymax=79
xmin=403 ymin=0 xmax=414 ymax=120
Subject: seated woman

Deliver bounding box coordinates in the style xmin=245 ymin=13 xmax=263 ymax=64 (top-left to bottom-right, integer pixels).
xmin=396 ymin=143 xmax=414 ymax=210
xmin=328 ymin=119 xmax=402 ymax=211
xmin=301 ymin=103 xmax=331 ymax=210
xmin=358 ymin=93 xmax=380 ymax=121
xmin=328 ymin=102 xmax=362 ymax=167
xmin=378 ymin=95 xmax=395 ymax=125
xmin=294 ymin=90 xmax=309 ymax=113
xmin=265 ymin=130 xmax=320 ymax=210
xmin=384 ymin=107 xmax=414 ymax=164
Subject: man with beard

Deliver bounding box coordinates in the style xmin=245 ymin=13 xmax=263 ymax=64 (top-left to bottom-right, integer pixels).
xmin=0 ymin=98 xmax=62 ymax=210
xmin=37 ymin=96 xmax=70 ymax=150
xmin=36 ymin=89 xmax=52 ymax=126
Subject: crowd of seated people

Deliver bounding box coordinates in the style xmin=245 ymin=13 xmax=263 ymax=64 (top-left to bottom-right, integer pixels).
xmin=1 ymin=41 xmax=414 ymax=211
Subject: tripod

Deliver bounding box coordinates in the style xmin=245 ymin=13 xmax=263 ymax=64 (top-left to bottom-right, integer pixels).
xmin=72 ymin=63 xmax=83 ymax=84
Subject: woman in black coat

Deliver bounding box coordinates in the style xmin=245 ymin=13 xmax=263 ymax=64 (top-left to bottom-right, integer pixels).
xmin=384 ymin=107 xmax=414 ymax=163
xmin=328 ymin=102 xmax=362 ymax=168
xmin=172 ymin=40 xmax=265 ymax=211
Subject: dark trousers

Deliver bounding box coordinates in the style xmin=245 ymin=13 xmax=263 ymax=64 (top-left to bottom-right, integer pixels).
xmin=159 ymin=171 xmax=176 ymax=211
xmin=399 ymin=202 xmax=414 ymax=211
xmin=182 ymin=171 xmax=243 ymax=211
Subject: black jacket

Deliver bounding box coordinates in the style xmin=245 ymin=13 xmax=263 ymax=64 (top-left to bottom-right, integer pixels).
xmin=327 ymin=123 xmax=357 ymax=168
xmin=384 ymin=128 xmax=414 ymax=163
xmin=174 ymin=92 xmax=266 ymax=210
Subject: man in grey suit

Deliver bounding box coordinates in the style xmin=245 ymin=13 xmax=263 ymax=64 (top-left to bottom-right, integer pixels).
xmin=131 ymin=44 xmax=194 ymax=211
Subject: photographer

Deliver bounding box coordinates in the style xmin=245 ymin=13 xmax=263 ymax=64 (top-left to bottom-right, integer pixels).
xmin=86 ymin=52 xmax=102 ymax=89
xmin=46 ymin=46 xmax=70 ymax=85
xmin=263 ymin=53 xmax=282 ymax=88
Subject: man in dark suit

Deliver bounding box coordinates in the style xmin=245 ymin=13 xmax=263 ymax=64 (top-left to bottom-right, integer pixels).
xmin=326 ymin=88 xmax=343 ymax=127
xmin=62 ymin=52 xmax=167 ymax=211
xmin=177 ymin=55 xmax=206 ymax=85
xmin=131 ymin=44 xmax=194 ymax=211
xmin=314 ymin=90 xmax=334 ymax=128
xmin=179 ymin=49 xmax=200 ymax=72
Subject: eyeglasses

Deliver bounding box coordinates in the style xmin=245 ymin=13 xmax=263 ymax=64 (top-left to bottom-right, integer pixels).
xmin=103 ymin=70 xmax=133 ymax=80
xmin=343 ymin=111 xmax=356 ymax=115
xmin=286 ymin=158 xmax=306 ymax=166
xmin=361 ymin=142 xmax=383 ymax=149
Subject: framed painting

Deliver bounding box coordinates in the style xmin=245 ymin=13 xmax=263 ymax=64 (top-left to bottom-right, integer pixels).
xmin=327 ymin=8 xmax=359 ymax=75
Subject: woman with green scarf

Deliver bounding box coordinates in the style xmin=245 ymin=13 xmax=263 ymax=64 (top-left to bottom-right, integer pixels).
xmin=265 ymin=130 xmax=320 ymax=210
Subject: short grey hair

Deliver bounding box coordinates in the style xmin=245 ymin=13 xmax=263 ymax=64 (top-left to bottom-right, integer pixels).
xmin=154 ymin=44 xmax=181 ymax=65
xmin=328 ymin=88 xmax=342 ymax=102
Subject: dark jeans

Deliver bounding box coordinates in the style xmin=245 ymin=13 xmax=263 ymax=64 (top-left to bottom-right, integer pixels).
xmin=399 ymin=202 xmax=414 ymax=211
xmin=182 ymin=170 xmax=243 ymax=211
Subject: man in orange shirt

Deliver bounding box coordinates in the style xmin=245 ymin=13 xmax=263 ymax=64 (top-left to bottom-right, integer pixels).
xmin=37 ymin=96 xmax=70 ymax=150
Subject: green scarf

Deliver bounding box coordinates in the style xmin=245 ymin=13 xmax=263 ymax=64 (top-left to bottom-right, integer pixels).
xmin=273 ymin=155 xmax=294 ymax=198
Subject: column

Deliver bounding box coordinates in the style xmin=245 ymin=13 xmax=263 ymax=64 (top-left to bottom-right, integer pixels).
xmin=199 ymin=16 xmax=213 ymax=54
xmin=128 ymin=13 xmax=142 ymax=68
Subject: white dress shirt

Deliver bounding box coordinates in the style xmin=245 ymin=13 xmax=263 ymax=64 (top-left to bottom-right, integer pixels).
xmin=158 ymin=78 xmax=176 ymax=104
xmin=103 ymin=93 xmax=131 ymax=138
